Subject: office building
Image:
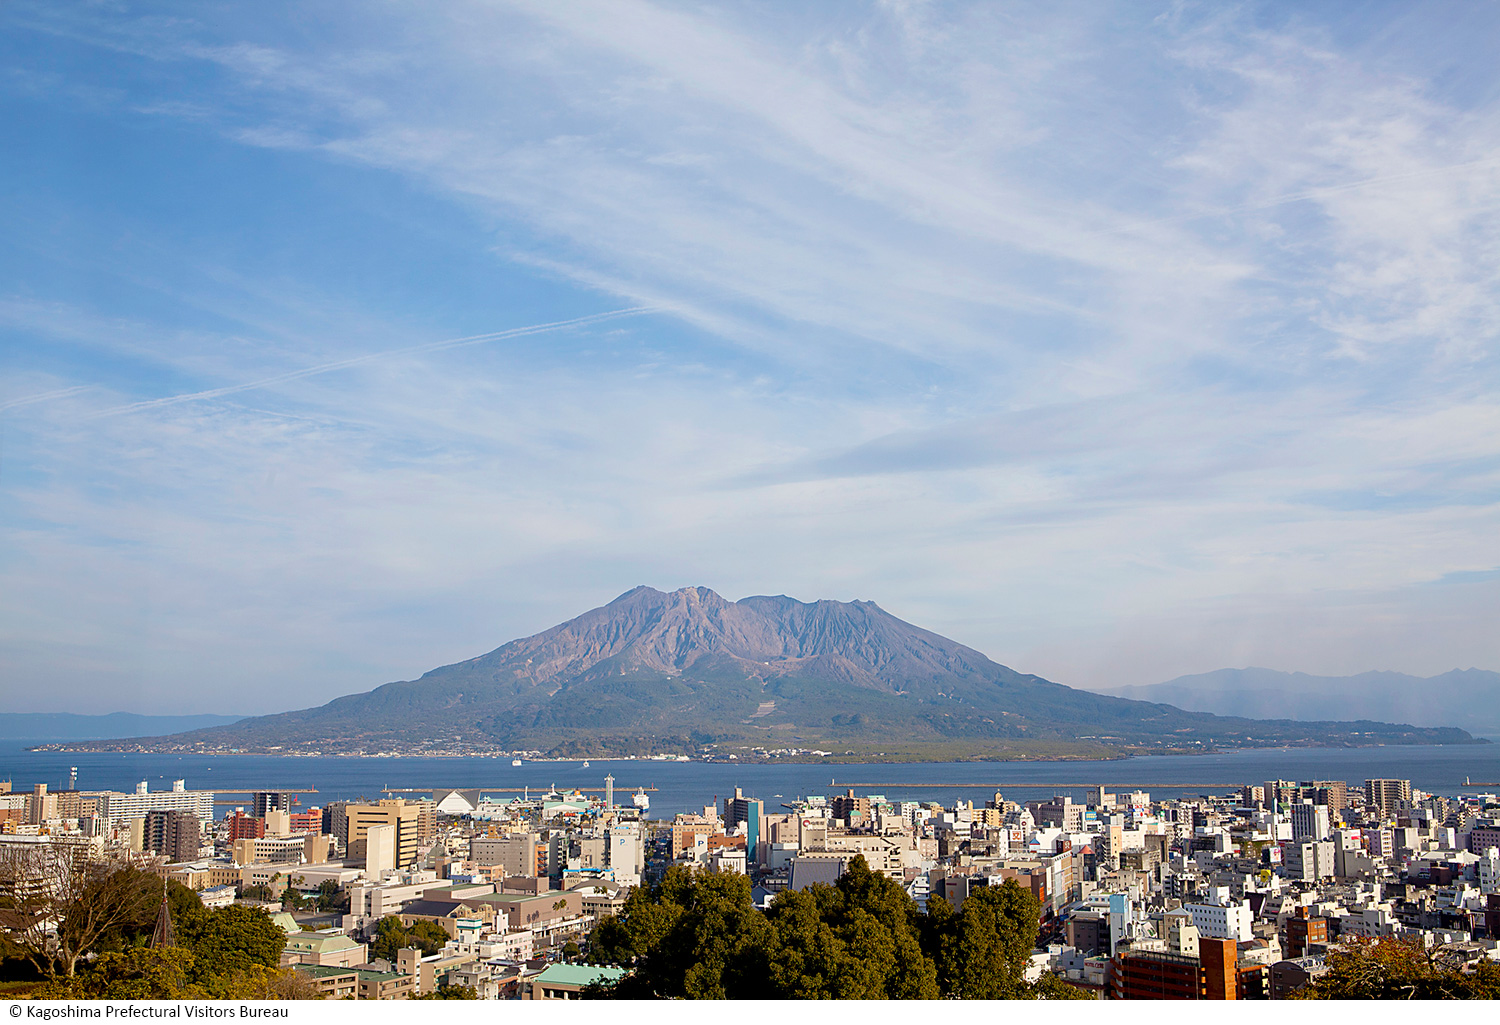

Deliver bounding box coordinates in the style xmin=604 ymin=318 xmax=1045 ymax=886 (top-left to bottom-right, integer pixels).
xmin=364 ymin=824 xmax=396 ymax=877
xmin=1289 ymin=801 xmax=1331 ymax=842
xmin=1285 ymin=907 xmax=1327 ymax=959
xmin=345 ymin=800 xmax=419 ymax=869
xmin=723 ymin=788 xmax=764 ymax=860
xmin=472 ymin=834 xmax=541 ymax=878
xmin=1285 ymin=841 xmax=1335 ymax=882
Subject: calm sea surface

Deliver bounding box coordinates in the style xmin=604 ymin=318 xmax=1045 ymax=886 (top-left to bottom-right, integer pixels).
xmin=2 ymin=742 xmax=1497 ymax=819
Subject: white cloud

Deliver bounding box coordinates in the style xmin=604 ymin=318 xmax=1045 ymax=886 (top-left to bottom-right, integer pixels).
xmin=2 ymin=1 xmax=1499 ymax=712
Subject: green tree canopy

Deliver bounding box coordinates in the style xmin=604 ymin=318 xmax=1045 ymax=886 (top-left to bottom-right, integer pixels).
xmin=932 ymin=880 xmax=1041 ymax=999
xmin=36 ymin=946 xmax=319 ymax=1001
xmin=369 ymin=916 xmax=410 ymax=962
xmin=583 ymin=857 xmax=1069 ymax=1000
xmin=177 ymin=904 xmax=286 ymax=982
xmin=368 ymin=915 xmax=448 ymax=962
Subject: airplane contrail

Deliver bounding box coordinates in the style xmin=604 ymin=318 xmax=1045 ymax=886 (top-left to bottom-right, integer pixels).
xmin=0 ymin=385 xmax=95 ymax=414
xmin=87 ymin=306 xmax=660 ymax=419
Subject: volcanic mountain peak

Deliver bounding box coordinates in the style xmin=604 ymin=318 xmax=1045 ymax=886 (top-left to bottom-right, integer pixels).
xmin=56 ymin=585 xmax=1479 ymax=758
xmin=471 ymin=585 xmax=961 ymax=688
xmin=468 ymin=585 xmax=930 ymax=690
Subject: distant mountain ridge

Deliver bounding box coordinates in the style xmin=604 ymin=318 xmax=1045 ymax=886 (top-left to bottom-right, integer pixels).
xmin=0 ymin=712 xmax=245 ymax=741
xmin=1098 ymin=668 xmax=1500 ymax=737
xmin=50 ymin=587 xmax=1479 ymax=757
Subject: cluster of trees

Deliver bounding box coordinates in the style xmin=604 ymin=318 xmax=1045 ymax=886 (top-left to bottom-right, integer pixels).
xmin=276 ymin=877 xmax=346 ymax=914
xmin=367 ymin=915 xmax=449 ymax=962
xmin=241 ymin=875 xmax=344 ymax=913
xmin=1294 ymin=938 xmax=1500 ymax=1000
xmin=584 ymin=856 xmax=1087 ymax=999
xmin=0 ymin=851 xmax=313 ymax=999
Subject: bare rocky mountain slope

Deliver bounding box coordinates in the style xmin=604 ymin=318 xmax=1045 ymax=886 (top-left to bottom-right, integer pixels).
xmin=58 ymin=586 xmax=1480 ymax=757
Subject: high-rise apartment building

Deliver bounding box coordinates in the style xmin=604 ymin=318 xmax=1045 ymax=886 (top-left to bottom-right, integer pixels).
xmin=144 ymin=809 xmax=200 ymax=863
xmin=1302 ymin=781 xmax=1349 ymax=813
xmin=1265 ymin=781 xmax=1300 ymax=813
xmin=1364 ymin=779 xmax=1412 ymax=819
xmin=323 ymin=802 xmax=349 ymax=845
xmin=101 ymin=781 xmax=214 ymax=824
xmin=830 ymin=789 xmax=871 ymax=828
xmin=226 ymin=811 xmax=265 ymax=841
xmin=413 ymin=800 xmax=437 ymax=845
xmin=27 ymin=784 xmax=57 ymax=825
xmin=252 ymin=792 xmax=293 ymax=819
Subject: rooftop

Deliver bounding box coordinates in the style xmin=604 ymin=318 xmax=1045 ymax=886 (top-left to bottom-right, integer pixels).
xmin=284 ymin=931 xmax=363 ymax=953
xmin=293 ymin=965 xmax=357 ymax=979
xmin=532 ymin=964 xmax=630 ymax=989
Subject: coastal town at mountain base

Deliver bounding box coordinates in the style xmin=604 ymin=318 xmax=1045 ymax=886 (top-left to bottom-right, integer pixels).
xmin=4 ymin=768 xmax=1500 ymax=1000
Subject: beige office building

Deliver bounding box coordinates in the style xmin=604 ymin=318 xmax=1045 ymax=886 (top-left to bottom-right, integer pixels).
xmin=345 ymin=800 xmax=420 ymax=869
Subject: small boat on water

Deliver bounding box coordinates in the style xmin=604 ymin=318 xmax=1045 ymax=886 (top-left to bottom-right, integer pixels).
xmin=511 ymin=759 xmax=523 ymax=767
xmin=582 ymin=760 xmax=590 ymax=768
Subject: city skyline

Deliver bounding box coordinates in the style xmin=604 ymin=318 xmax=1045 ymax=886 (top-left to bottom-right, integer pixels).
xmin=3 ymin=2 xmax=1500 ymax=715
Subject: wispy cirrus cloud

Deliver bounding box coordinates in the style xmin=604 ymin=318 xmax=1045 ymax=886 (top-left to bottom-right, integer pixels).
xmin=1 ymin=1 xmax=1498 ymax=712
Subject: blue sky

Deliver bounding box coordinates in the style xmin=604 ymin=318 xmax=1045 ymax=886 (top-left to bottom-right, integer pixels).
xmin=2 ymin=1 xmax=1499 ymax=714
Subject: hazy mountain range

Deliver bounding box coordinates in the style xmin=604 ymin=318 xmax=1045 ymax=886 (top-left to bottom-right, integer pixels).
xmin=47 ymin=586 xmax=1478 ymax=759
xmin=0 ymin=712 xmax=245 ymax=741
xmin=1097 ymin=668 xmax=1500 ymax=738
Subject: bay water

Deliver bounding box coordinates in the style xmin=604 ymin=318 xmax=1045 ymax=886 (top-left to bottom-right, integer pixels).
xmin=3 ymin=741 xmax=1497 ymax=819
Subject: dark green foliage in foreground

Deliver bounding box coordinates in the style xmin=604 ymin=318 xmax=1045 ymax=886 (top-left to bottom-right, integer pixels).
xmin=585 ymin=857 xmax=1088 ymax=1000
xmin=30 ymin=890 xmax=306 ymax=999
xmin=415 ymin=984 xmax=480 ymax=999
xmin=175 ymin=902 xmax=287 ymax=982
xmin=1 ymin=860 xmax=307 ymax=999
xmin=38 ymin=947 xmax=318 ymax=1000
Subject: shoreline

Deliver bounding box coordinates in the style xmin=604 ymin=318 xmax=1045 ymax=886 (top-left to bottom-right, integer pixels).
xmin=21 ymin=738 xmax=1490 ymax=763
